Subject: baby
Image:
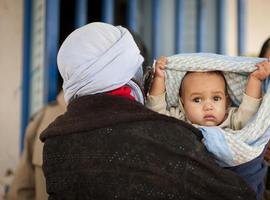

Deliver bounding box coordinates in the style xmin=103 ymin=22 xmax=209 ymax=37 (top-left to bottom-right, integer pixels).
xmin=147 ymin=56 xmax=270 ymax=129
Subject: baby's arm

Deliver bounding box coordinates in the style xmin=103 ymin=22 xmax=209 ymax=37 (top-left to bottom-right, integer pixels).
xmin=146 ymin=56 xmax=167 ymax=114
xmin=146 ymin=57 xmax=180 ymax=118
xmin=245 ymin=60 xmax=270 ymax=98
xmin=146 ymin=56 xmax=183 ymax=119
xmin=149 ymin=56 xmax=167 ymax=96
xmin=229 ymin=94 xmax=261 ymax=130
xmin=230 ymin=60 xmax=270 ymax=130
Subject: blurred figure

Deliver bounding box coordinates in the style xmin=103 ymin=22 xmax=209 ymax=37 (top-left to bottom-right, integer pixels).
xmin=259 ymin=37 xmax=270 ymax=59
xmin=260 ymin=37 xmax=270 ymax=200
xmin=7 ymin=81 xmax=66 ymax=200
xmin=261 ymin=37 xmax=270 ymax=164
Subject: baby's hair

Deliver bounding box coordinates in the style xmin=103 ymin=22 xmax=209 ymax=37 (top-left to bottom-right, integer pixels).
xmin=179 ymin=71 xmax=227 ymax=97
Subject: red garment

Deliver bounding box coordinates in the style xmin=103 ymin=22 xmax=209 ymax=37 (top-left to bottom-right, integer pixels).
xmin=107 ymin=86 xmax=135 ymax=100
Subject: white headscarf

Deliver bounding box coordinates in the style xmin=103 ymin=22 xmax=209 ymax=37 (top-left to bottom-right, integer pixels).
xmin=57 ymin=22 xmax=144 ymax=104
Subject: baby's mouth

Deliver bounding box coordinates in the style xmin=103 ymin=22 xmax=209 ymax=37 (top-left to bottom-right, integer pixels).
xmin=204 ymin=115 xmax=216 ymax=121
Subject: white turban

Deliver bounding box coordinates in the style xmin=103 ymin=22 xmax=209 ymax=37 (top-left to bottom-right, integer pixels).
xmin=57 ymin=22 xmax=144 ymax=103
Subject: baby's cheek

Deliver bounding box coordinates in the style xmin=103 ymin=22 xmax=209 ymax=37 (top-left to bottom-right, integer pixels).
xmin=217 ymin=105 xmax=227 ymax=121
xmin=186 ymin=108 xmax=201 ymax=121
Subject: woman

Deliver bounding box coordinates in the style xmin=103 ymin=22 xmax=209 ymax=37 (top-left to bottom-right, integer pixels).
xmin=40 ymin=22 xmax=255 ymax=199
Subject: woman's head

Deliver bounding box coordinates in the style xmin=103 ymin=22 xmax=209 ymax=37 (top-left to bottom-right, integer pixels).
xmin=57 ymin=22 xmax=144 ymax=103
xmin=259 ymin=37 xmax=270 ymax=58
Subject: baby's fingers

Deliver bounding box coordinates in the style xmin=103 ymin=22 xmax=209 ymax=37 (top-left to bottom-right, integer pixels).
xmin=158 ymin=56 xmax=167 ymax=63
xmin=252 ymin=65 xmax=269 ymax=81
xmin=256 ymin=61 xmax=266 ymax=68
xmin=257 ymin=61 xmax=270 ymax=75
xmin=156 ymin=56 xmax=167 ymax=69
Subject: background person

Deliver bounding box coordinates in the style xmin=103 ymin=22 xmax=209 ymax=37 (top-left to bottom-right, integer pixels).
xmin=259 ymin=37 xmax=270 ymax=59
xmin=7 ymin=85 xmax=66 ymax=200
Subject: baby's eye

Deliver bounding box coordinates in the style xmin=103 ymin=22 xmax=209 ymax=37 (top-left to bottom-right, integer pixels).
xmin=193 ymin=97 xmax=202 ymax=103
xmin=213 ymin=96 xmax=222 ymax=101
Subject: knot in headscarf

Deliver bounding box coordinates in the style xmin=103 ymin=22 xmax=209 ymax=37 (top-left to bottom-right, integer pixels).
xmin=57 ymin=22 xmax=144 ymax=103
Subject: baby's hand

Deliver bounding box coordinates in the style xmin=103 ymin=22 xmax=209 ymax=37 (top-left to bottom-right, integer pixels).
xmin=154 ymin=56 xmax=167 ymax=79
xmin=251 ymin=60 xmax=270 ymax=81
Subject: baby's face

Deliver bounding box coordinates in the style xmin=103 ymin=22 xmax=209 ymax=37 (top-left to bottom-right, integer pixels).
xmin=181 ymin=72 xmax=227 ymax=126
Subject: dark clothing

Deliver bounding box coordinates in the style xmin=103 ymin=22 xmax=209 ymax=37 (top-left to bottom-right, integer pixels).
xmin=229 ymin=150 xmax=267 ymax=200
xmin=40 ymin=94 xmax=255 ymax=200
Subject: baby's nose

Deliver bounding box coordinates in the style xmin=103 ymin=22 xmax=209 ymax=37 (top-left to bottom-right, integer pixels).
xmin=203 ymin=102 xmax=213 ymax=110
